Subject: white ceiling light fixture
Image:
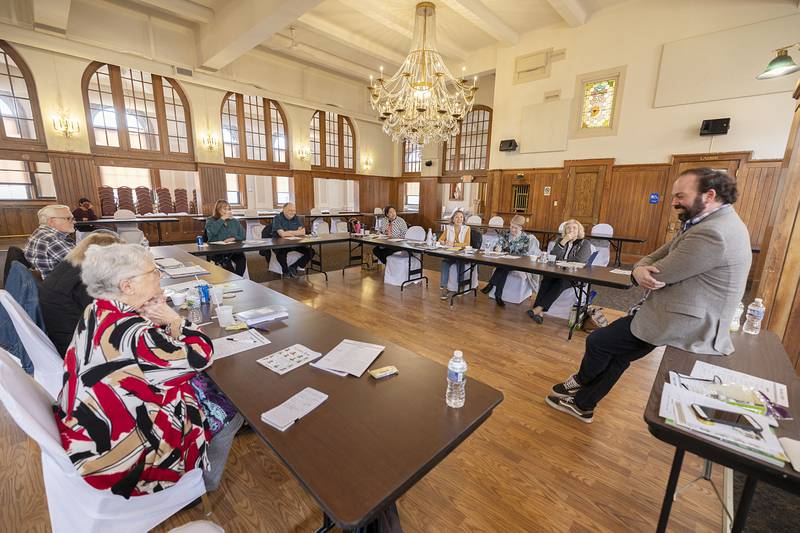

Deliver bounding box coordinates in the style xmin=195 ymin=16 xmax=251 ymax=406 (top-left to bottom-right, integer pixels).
xmin=368 ymin=2 xmax=477 ymax=145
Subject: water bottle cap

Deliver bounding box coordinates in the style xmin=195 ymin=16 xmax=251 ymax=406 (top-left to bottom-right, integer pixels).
xmin=453 ymin=350 xmax=463 ymax=358
xmin=754 ymin=298 xmax=763 ymax=303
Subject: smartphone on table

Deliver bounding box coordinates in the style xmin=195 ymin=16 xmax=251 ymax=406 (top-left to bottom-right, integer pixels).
xmin=691 ymin=404 xmax=762 ymax=434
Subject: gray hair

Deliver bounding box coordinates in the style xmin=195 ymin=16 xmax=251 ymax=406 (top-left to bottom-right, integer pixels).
xmin=37 ymin=204 xmax=71 ymax=225
xmin=80 ymin=243 xmax=154 ymax=299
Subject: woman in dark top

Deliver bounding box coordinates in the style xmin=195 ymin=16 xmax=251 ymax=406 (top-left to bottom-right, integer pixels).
xmin=39 ymin=230 xmax=121 ymax=355
xmin=528 ymin=219 xmax=592 ymax=324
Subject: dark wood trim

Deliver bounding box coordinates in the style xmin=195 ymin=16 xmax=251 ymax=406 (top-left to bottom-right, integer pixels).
xmin=92 ymin=155 xmax=197 ymax=171
xmin=0 ymin=40 xmax=47 ymax=151
xmin=164 ymin=75 xmax=196 ymax=158
xmin=311 ymin=111 xmax=357 ymax=172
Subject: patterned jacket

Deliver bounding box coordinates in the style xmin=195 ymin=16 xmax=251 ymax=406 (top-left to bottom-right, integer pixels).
xmin=54 ymin=299 xmax=214 ymax=498
xmin=376 ymin=216 xmax=408 ymax=238
xmin=24 ymin=225 xmax=75 ymax=278
xmin=497 ymin=231 xmax=532 ymax=256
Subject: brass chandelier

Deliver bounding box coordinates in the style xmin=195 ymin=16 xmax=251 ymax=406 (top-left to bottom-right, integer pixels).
xmin=368 ymin=2 xmax=477 ymax=145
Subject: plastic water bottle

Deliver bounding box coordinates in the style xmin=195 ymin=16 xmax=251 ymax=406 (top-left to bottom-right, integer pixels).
xmin=446 ymin=350 xmax=468 ymax=408
xmin=730 ymin=302 xmax=745 ymax=332
xmin=426 ymin=228 xmax=433 ymax=246
xmin=141 ymin=236 xmax=149 ymax=250
xmin=186 ymin=289 xmax=203 ymax=324
xmin=742 ymin=298 xmax=765 ymax=335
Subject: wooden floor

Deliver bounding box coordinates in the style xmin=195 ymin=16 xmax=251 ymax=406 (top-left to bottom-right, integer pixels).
xmin=0 ymin=267 xmax=725 ymax=532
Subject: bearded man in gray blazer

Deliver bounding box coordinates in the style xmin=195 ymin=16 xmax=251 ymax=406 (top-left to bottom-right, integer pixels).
xmin=547 ymin=168 xmax=751 ymax=423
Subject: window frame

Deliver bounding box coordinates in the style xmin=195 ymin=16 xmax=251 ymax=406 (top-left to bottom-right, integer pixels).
xmin=272 ymin=175 xmax=293 ymax=208
xmin=403 ymin=181 xmax=420 ymax=212
xmin=310 ymin=110 xmax=356 ymax=172
xmin=0 ymin=40 xmax=47 ymax=151
xmin=441 ymin=104 xmax=492 ymax=177
xmin=0 ymin=159 xmax=55 ymax=201
xmin=402 ymin=139 xmax=422 ymax=177
xmin=81 ymin=61 xmax=195 ymax=161
xmin=570 ymin=65 xmax=626 ymax=139
xmin=224 ymin=172 xmax=247 ymax=208
xmin=220 ymin=92 xmax=290 ymax=169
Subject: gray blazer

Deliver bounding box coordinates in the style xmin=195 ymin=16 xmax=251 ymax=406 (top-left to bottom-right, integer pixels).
xmin=630 ymin=205 xmax=751 ymax=355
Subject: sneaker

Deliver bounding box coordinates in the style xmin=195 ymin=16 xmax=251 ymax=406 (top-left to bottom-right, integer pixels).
xmin=480 ymin=284 xmax=493 ymax=294
xmin=440 ymin=288 xmax=450 ymax=300
xmin=551 ymin=374 xmax=582 ymax=398
xmin=545 ymin=395 xmax=593 ymax=423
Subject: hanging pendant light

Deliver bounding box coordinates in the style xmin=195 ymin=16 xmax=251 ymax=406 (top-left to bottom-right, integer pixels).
xmin=756 ymin=45 xmax=800 ymax=80
xmin=367 ymin=2 xmax=477 ymax=145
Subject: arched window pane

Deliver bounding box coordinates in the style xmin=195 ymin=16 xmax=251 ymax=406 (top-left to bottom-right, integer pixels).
xmin=120 ymin=67 xmax=160 ymax=151
xmin=325 ymin=112 xmax=339 ymax=168
xmin=458 ymin=108 xmax=490 ymax=171
xmin=270 ymin=101 xmax=287 ymax=163
xmin=162 ymin=78 xmax=189 ymax=153
xmin=221 ymin=93 xmax=240 ymax=158
xmin=310 ymin=111 xmax=321 ymax=166
xmin=444 ymin=133 xmax=457 ymax=172
xmin=342 ymin=118 xmax=353 ymax=170
xmin=87 ymin=64 xmax=119 ymax=147
xmin=243 ymin=95 xmax=267 ymax=161
xmin=403 ymin=140 xmax=422 ymax=174
xmin=0 ymin=48 xmax=36 ymax=140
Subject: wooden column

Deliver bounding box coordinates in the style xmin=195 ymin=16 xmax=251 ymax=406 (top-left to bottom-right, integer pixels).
xmin=418 ymin=177 xmax=441 ymax=230
xmin=49 ymin=152 xmax=101 ymax=209
xmin=197 ymin=164 xmax=226 ymax=215
xmin=757 ymin=82 xmax=800 ymax=369
xmin=293 ymin=170 xmax=314 ymax=213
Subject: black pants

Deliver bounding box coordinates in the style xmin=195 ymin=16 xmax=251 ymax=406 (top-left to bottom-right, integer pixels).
xmin=574 ymin=315 xmax=656 ymax=410
xmin=488 ymin=268 xmax=511 ymax=299
xmin=373 ymin=246 xmax=397 ymax=264
xmin=275 ymin=246 xmax=314 ymax=274
xmin=532 ymin=276 xmax=571 ymax=310
xmin=214 ymin=252 xmax=247 ymax=276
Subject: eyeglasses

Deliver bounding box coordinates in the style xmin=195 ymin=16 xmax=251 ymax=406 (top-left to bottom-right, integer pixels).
xmin=52 ymin=216 xmax=75 ymax=222
xmin=131 ymin=267 xmax=159 ymax=279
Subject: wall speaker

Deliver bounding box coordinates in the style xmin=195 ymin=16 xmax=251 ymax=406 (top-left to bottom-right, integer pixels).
xmin=499 ymin=139 xmax=519 ymax=151
xmin=424 ymin=160 xmax=433 ymax=167
xmin=700 ymin=118 xmax=730 ymax=136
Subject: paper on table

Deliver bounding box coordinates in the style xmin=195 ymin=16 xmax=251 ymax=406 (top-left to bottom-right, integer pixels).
xmin=260 ymin=387 xmax=328 ymax=431
xmin=208 ymin=241 xmax=235 ymax=245
xmin=283 ymin=236 xmax=302 ymax=240
xmin=155 ymin=257 xmax=183 ymax=268
xmin=212 ymin=329 xmax=270 ymax=359
xmin=660 ymin=382 xmax=777 ymax=428
xmin=162 ymin=279 xmax=209 ymax=292
xmin=166 ymin=265 xmax=208 ymax=278
xmin=257 ymin=344 xmax=321 ymax=375
xmin=691 ymin=361 xmax=789 ymax=407
xmin=610 ymin=268 xmax=632 ymax=275
xmin=309 ymin=360 xmax=348 ymax=377
xmin=313 ymin=339 xmax=385 ymax=377
xmin=244 ymin=239 xmax=265 ymax=244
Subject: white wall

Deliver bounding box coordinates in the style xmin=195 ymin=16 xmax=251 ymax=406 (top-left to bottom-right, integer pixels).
xmin=313 ymin=178 xmax=359 ymax=211
xmin=487 ymin=0 xmax=799 ymax=167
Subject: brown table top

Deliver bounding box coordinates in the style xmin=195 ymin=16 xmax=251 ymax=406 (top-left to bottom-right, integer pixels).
xmin=644 ymin=331 xmax=800 ymax=494
xmin=176 ymin=232 xmax=354 ymax=256
xmin=433 ymin=220 xmax=646 ymax=244
xmin=354 ymin=236 xmax=634 ymax=289
xmin=162 ymin=251 xmax=503 ymax=528
xmin=151 ymin=245 xmax=242 ymax=286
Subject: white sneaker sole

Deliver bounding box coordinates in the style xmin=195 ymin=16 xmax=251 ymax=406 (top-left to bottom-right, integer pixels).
xmin=545 ymin=396 xmax=593 ymax=423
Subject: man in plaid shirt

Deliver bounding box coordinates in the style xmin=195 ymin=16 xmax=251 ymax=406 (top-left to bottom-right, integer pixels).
xmin=24 ymin=204 xmax=76 ymax=278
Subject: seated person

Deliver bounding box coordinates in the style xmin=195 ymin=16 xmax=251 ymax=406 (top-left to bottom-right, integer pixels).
xmin=54 ymin=243 xmax=242 ymax=497
xmin=271 ymin=202 xmax=314 ymax=278
xmin=72 ymin=197 xmax=99 ymax=231
xmin=39 ymin=230 xmax=122 ymax=356
xmin=24 ymin=204 xmax=75 ymax=278
xmin=480 ymin=215 xmax=531 ymax=307
xmin=437 ymin=210 xmax=471 ymax=300
xmin=528 ymin=219 xmax=591 ymax=324
xmin=373 ymin=205 xmax=409 ymax=264
xmin=205 ymin=200 xmax=247 ymax=275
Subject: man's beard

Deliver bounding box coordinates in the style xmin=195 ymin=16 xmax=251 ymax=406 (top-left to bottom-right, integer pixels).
xmin=676 ymin=195 xmax=706 ymax=222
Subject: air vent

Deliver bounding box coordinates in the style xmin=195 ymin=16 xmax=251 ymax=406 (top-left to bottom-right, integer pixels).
xmin=514 ymin=49 xmax=550 ymax=84
xmin=544 ymin=90 xmax=561 ymax=101
xmin=512 ymin=184 xmax=530 ymax=212
xmin=174 ymin=66 xmax=194 ymax=77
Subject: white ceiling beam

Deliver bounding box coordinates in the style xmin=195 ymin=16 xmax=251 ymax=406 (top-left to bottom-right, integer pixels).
xmin=32 ymin=0 xmax=72 ymax=33
xmin=134 ymin=0 xmax=215 ymax=24
xmin=336 ymin=0 xmax=468 ymax=61
xmin=198 ymin=0 xmax=323 ymax=70
xmin=544 ymin=0 xmax=587 ymax=27
xmin=439 ymin=0 xmax=518 ymax=45
xmin=297 ymin=12 xmax=405 ymax=67
xmin=255 ymin=41 xmax=374 ymax=81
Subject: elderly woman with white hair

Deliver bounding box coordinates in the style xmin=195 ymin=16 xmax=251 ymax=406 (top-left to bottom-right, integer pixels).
xmin=54 ymin=243 xmax=242 ymax=498
xmin=480 ymin=215 xmax=532 ymax=307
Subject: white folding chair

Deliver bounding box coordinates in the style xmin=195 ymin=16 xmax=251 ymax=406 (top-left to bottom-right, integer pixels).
xmin=0 ymin=290 xmax=64 ymax=399
xmin=488 ymin=216 xmax=504 ymax=227
xmin=251 ymin=224 xmax=265 ymax=240
xmin=466 ymin=215 xmax=482 ymax=224
xmin=384 ymin=226 xmax=425 ymax=287
xmin=314 ymin=221 xmax=330 ymax=235
xmin=590 ymin=223 xmax=614 ymax=267
xmin=310 ymin=207 xmax=323 ymax=215
xmin=335 ymin=221 xmax=349 ymax=233
xmin=0 ymin=348 xmax=207 ymax=533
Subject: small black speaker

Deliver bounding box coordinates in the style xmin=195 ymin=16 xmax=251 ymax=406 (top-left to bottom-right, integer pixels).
xmin=700 ymin=118 xmax=730 ymax=136
xmin=499 ymin=139 xmax=518 ymax=151
xmin=424 ymin=160 xmax=433 ymax=167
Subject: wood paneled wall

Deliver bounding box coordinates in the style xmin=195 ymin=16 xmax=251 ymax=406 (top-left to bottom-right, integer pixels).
xmin=50 ymin=152 xmax=101 ymax=209
xmin=197 ymin=164 xmax=226 ymax=215
xmin=293 ymin=171 xmax=314 ymax=213
xmin=0 ymin=200 xmax=49 ymax=240
xmin=359 ymin=176 xmax=392 ymax=214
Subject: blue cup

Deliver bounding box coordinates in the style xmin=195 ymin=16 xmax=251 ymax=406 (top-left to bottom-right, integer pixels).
xmin=198 ymin=284 xmax=210 ymax=304
xmin=196 ymin=236 xmax=204 ymax=246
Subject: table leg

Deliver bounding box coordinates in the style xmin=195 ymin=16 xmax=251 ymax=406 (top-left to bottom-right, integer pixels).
xmin=656 ymin=447 xmax=685 ymax=533
xmin=731 ymin=476 xmax=757 ymax=533
xmin=307 ymin=243 xmax=328 ymax=282
xmin=314 ymin=513 xmax=335 ymax=533
xmin=567 ymin=282 xmax=588 ymax=340
xmin=612 ymin=240 xmax=622 ymax=267
xmin=400 ymin=250 xmax=427 ymax=291
xmin=156 ymin=222 xmax=165 ymax=245
xmin=722 ymin=467 xmax=733 ymax=533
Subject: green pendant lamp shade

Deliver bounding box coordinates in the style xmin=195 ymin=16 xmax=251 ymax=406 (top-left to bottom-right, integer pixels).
xmin=757 ymin=48 xmax=800 ymax=80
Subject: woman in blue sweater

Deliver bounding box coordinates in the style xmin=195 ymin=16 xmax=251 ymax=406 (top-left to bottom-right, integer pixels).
xmin=205 ymin=200 xmax=247 ymax=275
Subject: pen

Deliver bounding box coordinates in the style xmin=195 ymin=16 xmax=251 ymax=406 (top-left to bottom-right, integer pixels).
xmin=226 ymin=337 xmax=258 ymax=343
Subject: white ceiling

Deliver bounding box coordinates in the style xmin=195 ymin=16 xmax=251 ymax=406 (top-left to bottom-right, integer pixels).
xmin=96 ymin=0 xmax=627 ymax=78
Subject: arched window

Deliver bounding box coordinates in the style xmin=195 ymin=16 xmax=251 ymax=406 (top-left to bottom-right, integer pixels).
xmin=220 ymin=92 xmax=289 ymax=167
xmin=0 ymin=40 xmax=45 ymax=148
xmin=310 ymin=110 xmax=355 ymax=171
xmin=402 ymin=140 xmax=422 ymax=176
xmin=442 ymin=105 xmax=492 ymax=175
xmin=82 ymin=62 xmax=194 ymax=159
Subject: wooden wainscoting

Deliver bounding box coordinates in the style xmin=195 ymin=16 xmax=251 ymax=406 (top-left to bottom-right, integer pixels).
xmin=358 ymin=176 xmax=392 ymax=214
xmin=197 ymin=164 xmax=227 ymax=215
xmin=493 ymin=168 xmax=567 ymax=230
xmin=50 ymin=152 xmax=102 ymax=209
xmin=0 ymin=200 xmax=49 ymax=241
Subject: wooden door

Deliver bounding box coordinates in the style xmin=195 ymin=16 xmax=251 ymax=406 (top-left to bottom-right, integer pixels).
xmin=563 ymin=159 xmax=614 ymax=227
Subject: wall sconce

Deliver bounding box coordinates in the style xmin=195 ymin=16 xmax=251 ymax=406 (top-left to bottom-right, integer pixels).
xmin=361 ymin=155 xmax=373 ymax=172
xmin=296 ymin=145 xmax=310 ymax=161
xmin=201 ymin=133 xmax=219 ymax=151
xmin=51 ymin=113 xmax=80 ymax=138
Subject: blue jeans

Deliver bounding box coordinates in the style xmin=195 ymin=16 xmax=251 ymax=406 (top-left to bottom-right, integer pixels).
xmin=439 ymin=259 xmax=456 ymax=288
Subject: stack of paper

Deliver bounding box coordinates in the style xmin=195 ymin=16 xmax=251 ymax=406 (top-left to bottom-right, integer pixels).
xmin=166 ymin=265 xmax=208 ymax=278
xmin=691 ymin=361 xmax=789 ymax=407
xmin=261 ymin=387 xmax=328 ymax=431
xmin=208 ymin=241 xmax=235 ymax=245
xmin=235 ymin=305 xmax=289 ymax=326
xmin=155 ymin=257 xmax=184 ymax=269
xmin=211 ymin=329 xmax=270 ymax=359
xmin=311 ymin=339 xmax=385 ymax=377
xmin=257 ymin=344 xmax=321 ymax=375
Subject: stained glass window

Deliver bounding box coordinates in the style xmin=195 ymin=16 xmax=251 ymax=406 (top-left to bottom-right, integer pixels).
xmin=580 ymin=78 xmax=617 ymax=129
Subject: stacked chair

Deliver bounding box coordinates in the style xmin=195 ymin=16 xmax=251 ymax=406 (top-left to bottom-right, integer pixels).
xmin=156 ymin=187 xmax=175 ymax=213
xmin=135 ymin=187 xmax=154 ymax=215
xmin=98 ymin=186 xmax=117 ymax=216
xmin=116 ymin=187 xmax=136 ymax=212
xmin=190 ymin=190 xmax=199 ymax=214
xmin=174 ymin=188 xmax=190 ymax=214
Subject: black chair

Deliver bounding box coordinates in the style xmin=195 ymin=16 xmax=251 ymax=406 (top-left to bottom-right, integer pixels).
xmin=470 ymin=228 xmax=483 ymax=250
xmin=3 ymin=247 xmax=31 ymax=285
xmin=259 ymin=222 xmax=273 ymax=261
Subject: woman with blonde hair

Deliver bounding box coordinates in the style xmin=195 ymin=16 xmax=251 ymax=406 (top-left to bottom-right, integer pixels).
xmin=528 ymin=219 xmax=592 ymax=324
xmin=39 ymin=230 xmax=122 ymax=355
xmin=437 ymin=209 xmax=472 ymax=300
